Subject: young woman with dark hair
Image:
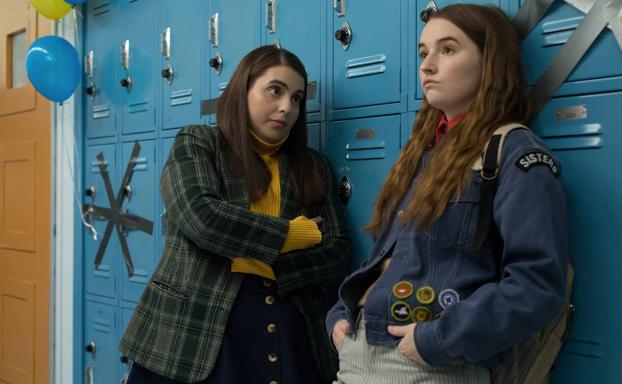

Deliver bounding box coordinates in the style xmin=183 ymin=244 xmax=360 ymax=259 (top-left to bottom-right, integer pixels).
xmin=327 ymin=4 xmax=568 ymax=383
xmin=120 ymin=45 xmax=350 ymax=384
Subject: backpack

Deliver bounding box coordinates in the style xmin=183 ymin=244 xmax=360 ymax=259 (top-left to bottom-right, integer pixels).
xmin=471 ymin=123 xmax=575 ymax=384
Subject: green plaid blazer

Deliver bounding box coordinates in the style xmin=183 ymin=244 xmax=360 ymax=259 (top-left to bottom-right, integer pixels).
xmin=119 ymin=125 xmax=351 ymax=383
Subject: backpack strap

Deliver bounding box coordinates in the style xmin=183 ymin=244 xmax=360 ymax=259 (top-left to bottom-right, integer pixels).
xmin=471 ymin=123 xmax=528 ymax=253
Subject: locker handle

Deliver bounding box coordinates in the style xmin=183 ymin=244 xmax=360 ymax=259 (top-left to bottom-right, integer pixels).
xmin=120 ymin=40 xmax=130 ymax=70
xmin=208 ymin=13 xmax=219 ymax=48
xmin=84 ymin=50 xmax=94 ymax=79
xmin=161 ymin=27 xmax=171 ymax=59
xmin=334 ymin=0 xmax=346 ymax=16
xmin=265 ymin=0 xmax=276 ymax=33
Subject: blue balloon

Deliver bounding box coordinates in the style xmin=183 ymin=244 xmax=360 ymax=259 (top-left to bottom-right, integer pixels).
xmin=65 ymin=0 xmax=87 ymax=5
xmin=26 ymin=35 xmax=80 ymax=103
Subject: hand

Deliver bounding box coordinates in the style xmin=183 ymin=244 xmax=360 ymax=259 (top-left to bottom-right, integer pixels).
xmin=332 ymin=319 xmax=351 ymax=350
xmin=309 ymin=216 xmax=324 ymax=224
xmin=387 ymin=323 xmax=428 ymax=365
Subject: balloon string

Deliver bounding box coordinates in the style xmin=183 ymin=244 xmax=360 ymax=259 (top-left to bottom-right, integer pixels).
xmin=57 ymin=7 xmax=98 ymax=240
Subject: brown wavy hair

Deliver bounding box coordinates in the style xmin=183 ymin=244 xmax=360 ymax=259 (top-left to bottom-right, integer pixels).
xmin=217 ymin=45 xmax=324 ymax=208
xmin=366 ymin=4 xmax=530 ymax=236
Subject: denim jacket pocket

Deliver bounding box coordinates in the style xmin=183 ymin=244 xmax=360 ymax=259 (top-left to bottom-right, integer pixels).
xmin=428 ymin=177 xmax=481 ymax=247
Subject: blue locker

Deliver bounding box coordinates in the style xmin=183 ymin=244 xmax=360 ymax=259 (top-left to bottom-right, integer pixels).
xmin=84 ymin=144 xmax=117 ymax=300
xmin=206 ymin=0 xmax=261 ymax=123
xmin=160 ymin=0 xmax=206 ymax=130
xmin=531 ymin=92 xmax=622 ymax=383
xmin=308 ymin=122 xmax=320 ymax=151
xmin=261 ymin=0 xmax=323 ymax=115
xmin=84 ymin=301 xmax=118 ymax=384
xmin=330 ymin=0 xmax=405 ymax=111
xmin=412 ymin=0 xmax=503 ymax=101
xmin=119 ymin=0 xmax=157 ymax=135
xmin=325 ymin=115 xmax=401 ymax=267
xmin=84 ymin=0 xmax=118 ymax=139
xmin=521 ymin=0 xmax=622 ymax=92
xmin=119 ymin=140 xmax=157 ymax=304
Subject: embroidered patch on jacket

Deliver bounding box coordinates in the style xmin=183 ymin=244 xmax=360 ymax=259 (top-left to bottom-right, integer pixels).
xmin=515 ymin=151 xmax=560 ymax=176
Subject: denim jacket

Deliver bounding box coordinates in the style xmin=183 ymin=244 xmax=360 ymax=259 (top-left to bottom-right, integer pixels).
xmin=326 ymin=128 xmax=568 ymax=368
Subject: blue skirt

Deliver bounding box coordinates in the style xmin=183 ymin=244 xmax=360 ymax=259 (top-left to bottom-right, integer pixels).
xmin=127 ymin=274 xmax=324 ymax=384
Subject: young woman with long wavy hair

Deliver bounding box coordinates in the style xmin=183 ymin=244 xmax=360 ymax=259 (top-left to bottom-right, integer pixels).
xmin=327 ymin=4 xmax=568 ymax=383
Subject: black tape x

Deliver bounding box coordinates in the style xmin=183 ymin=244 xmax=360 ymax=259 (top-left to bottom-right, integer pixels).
xmin=83 ymin=141 xmax=153 ymax=277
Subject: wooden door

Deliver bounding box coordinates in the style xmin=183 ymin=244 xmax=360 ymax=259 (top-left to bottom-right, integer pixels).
xmin=0 ymin=1 xmax=51 ymax=383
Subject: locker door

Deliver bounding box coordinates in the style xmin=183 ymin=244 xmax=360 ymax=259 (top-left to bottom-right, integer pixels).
xmin=119 ymin=140 xmax=156 ymax=304
xmin=84 ymin=0 xmax=118 ymax=139
xmin=84 ymin=301 xmax=118 ymax=384
xmin=119 ymin=0 xmax=157 ymax=135
xmin=326 ymin=115 xmax=401 ymax=266
xmin=413 ymin=0 xmax=502 ymax=101
xmin=160 ymin=0 xmax=206 ymax=130
xmin=307 ymin=122 xmax=320 ymax=151
xmin=532 ymin=92 xmax=622 ymax=383
xmin=84 ymin=145 xmax=117 ymax=299
xmin=207 ymin=0 xmax=260 ymax=123
xmin=263 ymin=0 xmax=322 ymax=114
xmin=521 ymin=0 xmax=622 ymax=89
xmin=331 ymin=0 xmax=403 ymax=110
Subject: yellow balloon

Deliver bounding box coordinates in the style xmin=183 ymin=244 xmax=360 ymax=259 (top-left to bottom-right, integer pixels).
xmin=31 ymin=0 xmax=71 ymax=20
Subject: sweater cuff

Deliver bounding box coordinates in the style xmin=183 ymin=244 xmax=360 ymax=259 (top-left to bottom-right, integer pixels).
xmin=414 ymin=321 xmax=454 ymax=366
xmin=280 ymin=216 xmax=321 ymax=253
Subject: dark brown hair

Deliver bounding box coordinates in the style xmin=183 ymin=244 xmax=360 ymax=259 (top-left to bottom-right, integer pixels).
xmin=367 ymin=4 xmax=531 ymax=235
xmin=217 ymin=45 xmax=324 ymax=208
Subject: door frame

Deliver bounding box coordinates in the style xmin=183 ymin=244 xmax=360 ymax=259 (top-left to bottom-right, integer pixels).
xmin=52 ymin=10 xmax=83 ymax=384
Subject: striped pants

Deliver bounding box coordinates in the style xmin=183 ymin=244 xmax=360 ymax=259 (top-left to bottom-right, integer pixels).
xmin=334 ymin=314 xmax=491 ymax=384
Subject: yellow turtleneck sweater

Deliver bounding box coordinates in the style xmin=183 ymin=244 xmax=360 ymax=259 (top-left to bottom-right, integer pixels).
xmin=230 ymin=130 xmax=322 ymax=280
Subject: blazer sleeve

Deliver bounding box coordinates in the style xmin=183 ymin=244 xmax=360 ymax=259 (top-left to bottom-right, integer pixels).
xmin=272 ymin=153 xmax=351 ymax=295
xmin=160 ymin=125 xmax=290 ymax=264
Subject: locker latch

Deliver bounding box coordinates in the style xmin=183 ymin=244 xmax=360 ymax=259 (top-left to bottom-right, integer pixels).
xmin=335 ymin=20 xmax=352 ymax=50
xmin=420 ymin=1 xmax=438 ymax=23
xmin=85 ymin=340 xmax=96 ymax=356
xmin=85 ymin=84 xmax=97 ymax=100
xmin=85 ymin=185 xmax=96 ymax=203
xmin=209 ymin=52 xmax=223 ymax=75
xmin=161 ymin=27 xmax=171 ymax=60
xmin=266 ymin=0 xmax=277 ymax=33
xmin=120 ymin=75 xmax=132 ymax=92
xmin=162 ymin=64 xmax=174 ymax=85
xmin=208 ymin=13 xmax=219 ymax=48
xmin=336 ymin=176 xmax=352 ymax=205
